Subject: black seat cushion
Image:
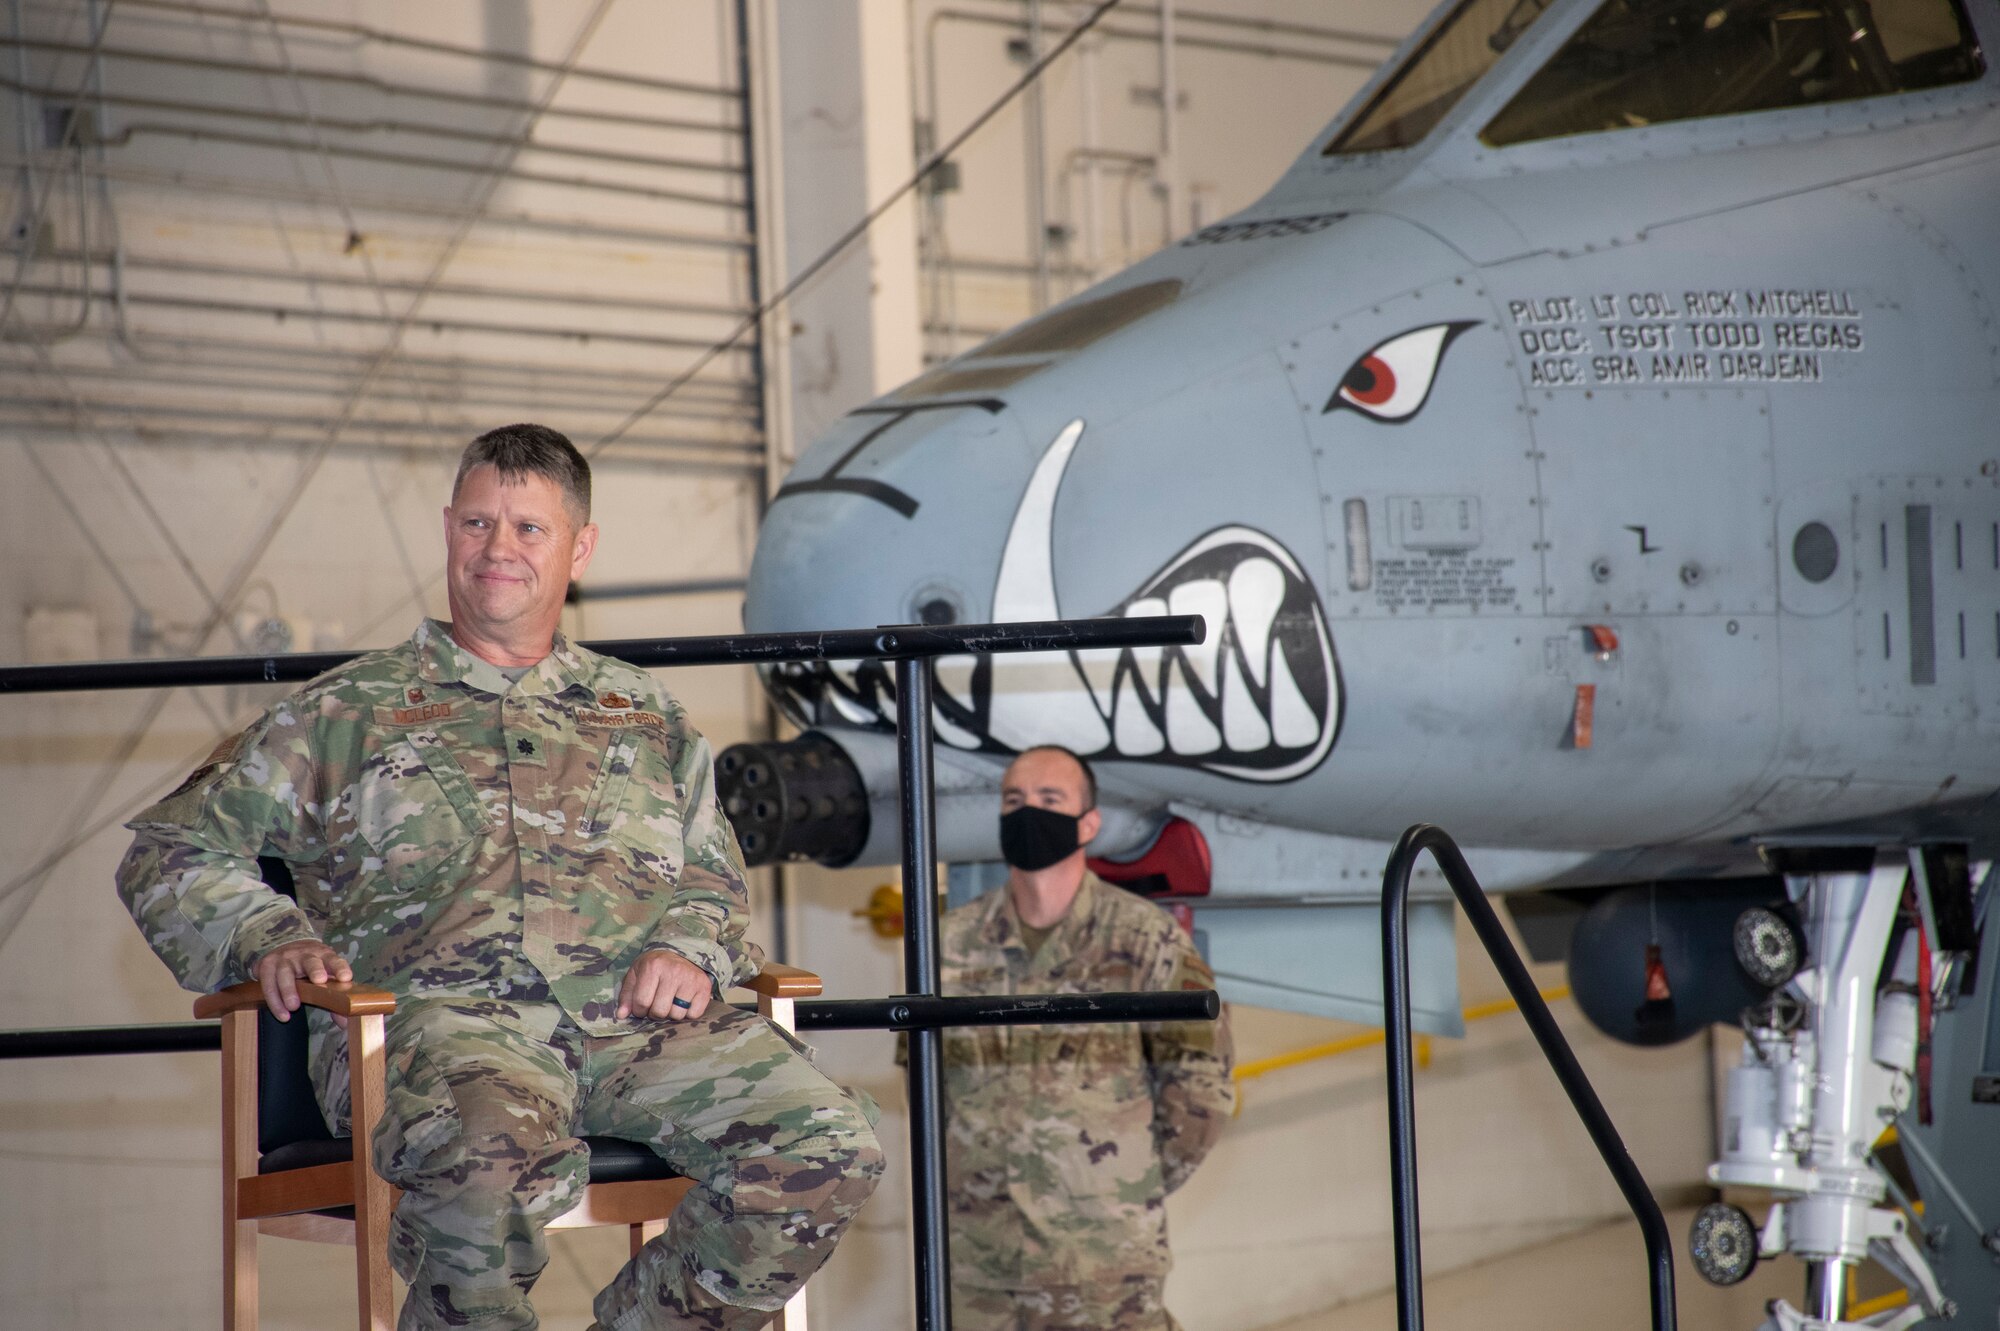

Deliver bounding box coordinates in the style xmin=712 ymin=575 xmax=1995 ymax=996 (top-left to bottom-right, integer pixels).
xmin=247 ymin=860 xmax=687 ymax=1198
xmin=259 ymin=1135 xmax=684 ymax=1186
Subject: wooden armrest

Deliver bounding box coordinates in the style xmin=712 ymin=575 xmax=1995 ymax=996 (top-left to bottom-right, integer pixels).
xmin=194 ymin=978 xmax=398 ymax=1020
xmin=738 ymin=963 xmax=822 ymax=999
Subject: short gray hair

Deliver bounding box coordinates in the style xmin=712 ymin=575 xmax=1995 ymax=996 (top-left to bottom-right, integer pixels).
xmin=453 ymin=423 xmax=592 ymax=524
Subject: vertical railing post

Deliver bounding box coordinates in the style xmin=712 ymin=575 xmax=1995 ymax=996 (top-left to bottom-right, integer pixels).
xmin=1382 ymin=824 xmax=1677 ymax=1331
xmin=1381 ymin=834 xmax=1425 ymax=1331
xmin=895 ymin=655 xmax=951 ymax=1331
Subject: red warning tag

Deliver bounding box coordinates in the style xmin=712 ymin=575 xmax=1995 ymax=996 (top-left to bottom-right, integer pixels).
xmin=1571 ymin=683 xmax=1596 ymax=749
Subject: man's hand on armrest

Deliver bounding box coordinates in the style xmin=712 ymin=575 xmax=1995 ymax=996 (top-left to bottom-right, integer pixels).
xmin=255 ymin=939 xmax=354 ymax=1027
xmin=618 ymin=949 xmax=715 ymax=1021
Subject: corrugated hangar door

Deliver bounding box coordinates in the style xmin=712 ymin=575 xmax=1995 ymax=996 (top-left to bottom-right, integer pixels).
xmin=0 ymin=1 xmax=772 ymax=944
xmin=0 ymin=0 xmax=769 ymax=598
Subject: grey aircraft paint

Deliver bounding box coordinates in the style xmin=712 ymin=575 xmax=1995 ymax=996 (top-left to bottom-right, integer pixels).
xmin=737 ymin=0 xmax=2000 ymax=1248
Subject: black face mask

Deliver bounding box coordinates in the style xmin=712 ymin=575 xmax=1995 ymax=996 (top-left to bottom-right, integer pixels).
xmin=999 ymin=805 xmax=1083 ymax=872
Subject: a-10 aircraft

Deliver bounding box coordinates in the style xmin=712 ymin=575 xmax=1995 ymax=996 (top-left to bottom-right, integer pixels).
xmin=719 ymin=0 xmax=2000 ymax=1323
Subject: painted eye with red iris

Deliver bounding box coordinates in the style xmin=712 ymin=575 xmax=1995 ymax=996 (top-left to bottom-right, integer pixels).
xmin=1323 ymin=321 xmax=1480 ymax=423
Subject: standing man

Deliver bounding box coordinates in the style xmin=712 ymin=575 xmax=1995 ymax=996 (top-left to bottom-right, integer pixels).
xmin=117 ymin=424 xmax=883 ymax=1331
xmin=939 ymin=745 xmax=1234 ymax=1331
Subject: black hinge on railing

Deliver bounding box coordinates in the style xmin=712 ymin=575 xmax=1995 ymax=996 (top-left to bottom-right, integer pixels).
xmin=1381 ymin=824 xmax=1677 ymax=1331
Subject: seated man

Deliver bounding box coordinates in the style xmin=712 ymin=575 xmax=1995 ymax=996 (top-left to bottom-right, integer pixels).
xmin=940 ymin=745 xmax=1234 ymax=1331
xmin=117 ymin=424 xmax=883 ymax=1331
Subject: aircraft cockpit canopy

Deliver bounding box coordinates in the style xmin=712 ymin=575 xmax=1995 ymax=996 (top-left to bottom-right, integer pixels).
xmin=1325 ymin=0 xmax=1984 ymax=155
xmin=1481 ymin=0 xmax=1986 ymax=144
xmin=1324 ymin=0 xmax=1558 ymax=154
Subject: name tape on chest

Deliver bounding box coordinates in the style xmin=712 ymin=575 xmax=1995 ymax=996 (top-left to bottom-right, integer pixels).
xmin=375 ymin=701 xmax=458 ymax=726
xmin=575 ymin=708 xmax=667 ymax=730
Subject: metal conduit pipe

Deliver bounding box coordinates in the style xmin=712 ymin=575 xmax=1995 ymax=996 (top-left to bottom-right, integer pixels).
xmin=0 ymin=421 xmax=770 ymax=473
xmin=0 ymin=76 xmax=741 ymax=162
xmin=76 ymin=123 xmax=743 ymax=207
xmin=0 ymin=398 xmax=762 ymax=449
xmin=0 ymin=156 xmax=757 ymax=249
xmin=71 ymin=327 xmax=761 ymax=392
xmin=927 ymin=8 xmax=1391 ymax=72
xmin=99 ymin=0 xmax=746 ymax=100
xmin=973 ymin=0 xmax=1403 ymax=51
xmin=0 ymin=403 xmax=756 ymax=455
xmin=16 ymin=365 xmax=762 ymax=424
xmin=7 ymin=39 xmax=743 ymax=130
xmin=0 ymin=389 xmax=759 ymax=437
xmin=917 ymin=252 xmax=1094 ymax=282
xmin=31 ymin=247 xmax=755 ymax=321
xmin=45 ymin=333 xmax=764 ymax=401
xmin=0 ymin=281 xmax=760 ymax=350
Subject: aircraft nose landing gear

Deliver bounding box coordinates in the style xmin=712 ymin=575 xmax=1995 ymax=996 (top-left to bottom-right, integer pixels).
xmin=1704 ymin=848 xmax=1955 ymax=1331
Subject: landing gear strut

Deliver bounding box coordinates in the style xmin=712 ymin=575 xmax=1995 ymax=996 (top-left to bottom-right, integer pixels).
xmin=1704 ymin=849 xmax=1954 ymax=1330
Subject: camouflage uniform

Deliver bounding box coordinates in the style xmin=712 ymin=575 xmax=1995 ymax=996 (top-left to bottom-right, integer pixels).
xmin=937 ymin=872 xmax=1233 ymax=1331
xmin=117 ymin=619 xmax=883 ymax=1330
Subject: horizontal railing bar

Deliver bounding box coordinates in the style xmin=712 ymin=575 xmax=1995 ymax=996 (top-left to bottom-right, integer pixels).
xmin=0 ymin=989 xmax=1219 ymax=1059
xmin=793 ymin=990 xmax=1219 ymax=1032
xmin=565 ymin=578 xmax=747 ymax=604
xmin=0 ymin=1023 xmax=222 ymax=1058
xmin=0 ymin=616 xmax=1205 ymax=694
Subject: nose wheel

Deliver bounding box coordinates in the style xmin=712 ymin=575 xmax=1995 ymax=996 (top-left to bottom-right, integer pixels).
xmin=1690 ymin=1201 xmax=1759 ymax=1287
xmin=1733 ymin=905 xmax=1802 ymax=989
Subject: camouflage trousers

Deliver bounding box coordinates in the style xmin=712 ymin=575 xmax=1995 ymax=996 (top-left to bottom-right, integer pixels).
xmin=318 ymin=998 xmax=883 ymax=1331
xmin=953 ymin=1277 xmax=1180 ymax=1331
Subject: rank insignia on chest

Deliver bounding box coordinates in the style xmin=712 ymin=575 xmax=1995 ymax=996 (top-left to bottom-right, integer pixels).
xmin=406 ymin=687 xmax=426 ymax=705
xmin=597 ymin=691 xmax=633 ymax=711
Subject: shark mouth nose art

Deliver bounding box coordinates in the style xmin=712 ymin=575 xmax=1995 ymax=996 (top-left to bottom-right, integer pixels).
xmin=762 ymin=419 xmax=1342 ymax=783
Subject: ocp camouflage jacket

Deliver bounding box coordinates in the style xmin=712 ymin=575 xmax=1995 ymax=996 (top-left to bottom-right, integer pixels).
xmin=116 ymin=619 xmax=762 ymax=1034
xmin=938 ymin=872 xmax=1234 ymax=1289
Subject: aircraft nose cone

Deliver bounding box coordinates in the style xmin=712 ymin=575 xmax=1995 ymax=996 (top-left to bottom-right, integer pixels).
xmin=745 ymin=400 xmax=1035 ymax=633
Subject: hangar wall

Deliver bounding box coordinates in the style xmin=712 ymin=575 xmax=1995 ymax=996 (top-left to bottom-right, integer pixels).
xmin=0 ymin=3 xmax=1722 ymax=1329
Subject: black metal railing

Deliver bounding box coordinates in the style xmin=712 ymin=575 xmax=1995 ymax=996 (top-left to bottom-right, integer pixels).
xmin=0 ymin=617 xmax=1191 ymax=694
xmin=0 ymin=992 xmax=1220 ymax=1060
xmin=1 ymin=614 xmax=1212 ymax=1331
xmin=1381 ymin=823 xmax=1677 ymax=1331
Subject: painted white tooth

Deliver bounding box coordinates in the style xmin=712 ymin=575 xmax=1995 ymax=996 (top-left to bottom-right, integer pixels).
xmin=987 ymin=650 xmax=1111 ymax=753
xmin=1123 ymin=597 xmax=1168 ymax=704
xmin=992 ymin=419 xmax=1085 ymax=623
xmin=1227 ymin=557 xmax=1285 ymax=688
xmin=1220 ymin=647 xmax=1270 ymax=753
xmin=1164 ymin=658 xmax=1222 ymax=755
xmin=1168 ymin=579 xmax=1227 ymax=695
xmin=1267 ymin=643 xmax=1323 ymax=749
xmin=1075 ymin=645 xmax=1120 ymax=715
xmin=1111 ymin=665 xmax=1165 ymax=755
xmin=830 ymin=658 xmax=864 ymax=691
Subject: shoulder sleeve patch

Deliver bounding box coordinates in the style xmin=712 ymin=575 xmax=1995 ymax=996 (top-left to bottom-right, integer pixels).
xmin=129 ymin=723 xmax=263 ymax=830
